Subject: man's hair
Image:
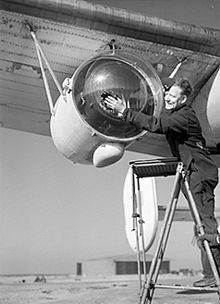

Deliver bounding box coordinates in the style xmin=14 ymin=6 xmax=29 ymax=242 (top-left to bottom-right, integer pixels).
xmin=174 ymin=78 xmax=193 ymax=97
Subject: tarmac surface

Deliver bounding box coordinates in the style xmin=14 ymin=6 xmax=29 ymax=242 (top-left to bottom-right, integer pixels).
xmin=0 ymin=274 xmax=219 ymax=304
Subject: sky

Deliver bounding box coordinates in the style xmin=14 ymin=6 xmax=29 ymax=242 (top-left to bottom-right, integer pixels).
xmin=1 ymin=0 xmax=220 ymax=275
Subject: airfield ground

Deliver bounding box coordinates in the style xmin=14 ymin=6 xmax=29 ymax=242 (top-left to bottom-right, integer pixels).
xmin=0 ymin=274 xmax=219 ymax=304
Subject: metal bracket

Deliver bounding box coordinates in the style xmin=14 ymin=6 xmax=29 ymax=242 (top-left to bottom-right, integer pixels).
xmin=24 ymin=21 xmax=65 ymax=116
xmin=169 ymin=56 xmax=188 ymax=79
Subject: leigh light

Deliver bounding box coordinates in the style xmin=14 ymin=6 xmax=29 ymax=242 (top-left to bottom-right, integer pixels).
xmin=50 ymin=50 xmax=164 ymax=167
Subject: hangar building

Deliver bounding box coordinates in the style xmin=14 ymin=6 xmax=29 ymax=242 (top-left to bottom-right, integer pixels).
xmin=76 ymin=254 xmax=170 ymax=276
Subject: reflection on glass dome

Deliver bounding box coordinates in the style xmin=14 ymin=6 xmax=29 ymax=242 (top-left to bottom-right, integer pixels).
xmin=72 ymin=54 xmax=159 ymax=139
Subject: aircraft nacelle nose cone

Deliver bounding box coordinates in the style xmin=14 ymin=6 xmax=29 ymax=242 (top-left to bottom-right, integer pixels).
xmin=93 ymin=143 xmax=124 ymax=167
xmin=51 ymin=50 xmax=164 ymax=166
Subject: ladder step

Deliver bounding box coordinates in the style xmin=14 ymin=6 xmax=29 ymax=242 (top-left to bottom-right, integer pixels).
xmin=130 ymin=157 xmax=179 ymax=178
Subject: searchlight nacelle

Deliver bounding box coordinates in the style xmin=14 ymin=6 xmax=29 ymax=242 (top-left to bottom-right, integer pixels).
xmin=50 ymin=50 xmax=164 ymax=167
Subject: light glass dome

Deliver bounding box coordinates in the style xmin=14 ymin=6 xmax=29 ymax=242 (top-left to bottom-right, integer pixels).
xmin=72 ymin=51 xmax=163 ymax=139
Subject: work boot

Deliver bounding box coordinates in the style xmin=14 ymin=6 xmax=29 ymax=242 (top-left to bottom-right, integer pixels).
xmin=193 ymin=276 xmax=216 ymax=287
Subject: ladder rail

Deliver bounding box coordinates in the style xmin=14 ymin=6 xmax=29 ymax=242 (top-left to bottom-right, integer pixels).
xmin=136 ymin=176 xmax=147 ymax=280
xmin=131 ymin=166 xmax=142 ymax=289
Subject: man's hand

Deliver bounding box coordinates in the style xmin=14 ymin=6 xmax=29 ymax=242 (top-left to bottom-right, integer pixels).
xmin=198 ymin=233 xmax=220 ymax=247
xmin=102 ymin=93 xmax=127 ymax=116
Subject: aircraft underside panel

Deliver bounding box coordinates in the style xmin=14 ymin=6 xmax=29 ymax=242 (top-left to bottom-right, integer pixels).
xmin=1 ymin=2 xmax=220 ymax=165
xmin=1 ymin=9 xmax=219 ymax=139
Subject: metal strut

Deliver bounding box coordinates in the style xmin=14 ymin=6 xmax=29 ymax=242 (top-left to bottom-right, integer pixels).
xmin=129 ymin=158 xmax=220 ymax=304
xmin=24 ymin=22 xmax=64 ymax=116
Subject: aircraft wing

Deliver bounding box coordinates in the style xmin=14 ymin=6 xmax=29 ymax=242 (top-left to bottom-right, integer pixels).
xmin=1 ymin=0 xmax=220 ymax=159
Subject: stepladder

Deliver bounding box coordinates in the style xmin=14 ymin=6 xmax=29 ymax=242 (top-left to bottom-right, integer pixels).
xmin=128 ymin=157 xmax=220 ymax=304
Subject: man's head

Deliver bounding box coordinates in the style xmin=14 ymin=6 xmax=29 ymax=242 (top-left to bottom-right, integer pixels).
xmin=164 ymin=78 xmax=193 ymax=110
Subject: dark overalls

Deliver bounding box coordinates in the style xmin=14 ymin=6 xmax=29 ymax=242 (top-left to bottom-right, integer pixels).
xmin=124 ymin=103 xmax=220 ymax=277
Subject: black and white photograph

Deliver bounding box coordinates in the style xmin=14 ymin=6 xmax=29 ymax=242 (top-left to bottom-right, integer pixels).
xmin=1 ymin=1 xmax=220 ymax=303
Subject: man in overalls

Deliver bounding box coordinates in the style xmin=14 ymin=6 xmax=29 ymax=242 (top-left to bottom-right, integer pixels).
xmin=103 ymin=78 xmax=220 ymax=287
